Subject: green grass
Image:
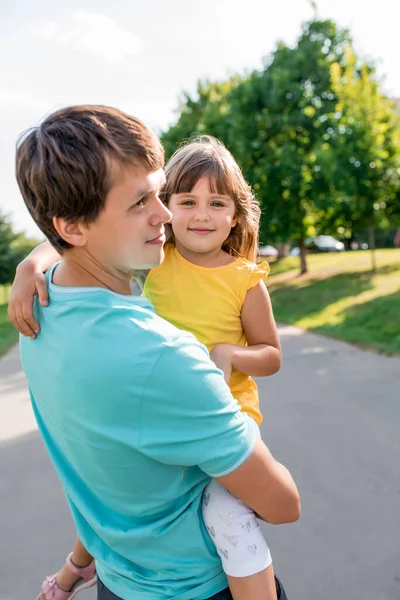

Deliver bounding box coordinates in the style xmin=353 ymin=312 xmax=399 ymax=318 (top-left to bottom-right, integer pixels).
xmin=0 ymin=285 xmax=17 ymax=358
xmin=268 ymin=249 xmax=400 ymax=355
xmin=0 ymin=298 xmax=18 ymax=358
xmin=0 ymin=284 xmax=11 ymax=305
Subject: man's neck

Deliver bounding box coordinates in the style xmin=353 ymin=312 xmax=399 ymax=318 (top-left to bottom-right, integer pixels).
xmin=52 ymin=249 xmax=132 ymax=295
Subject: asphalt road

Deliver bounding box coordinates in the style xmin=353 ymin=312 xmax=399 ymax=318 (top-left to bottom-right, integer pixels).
xmin=1 ymin=326 xmax=399 ymax=599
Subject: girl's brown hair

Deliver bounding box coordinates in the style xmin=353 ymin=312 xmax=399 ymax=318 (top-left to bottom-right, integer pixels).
xmin=162 ymin=136 xmax=260 ymax=261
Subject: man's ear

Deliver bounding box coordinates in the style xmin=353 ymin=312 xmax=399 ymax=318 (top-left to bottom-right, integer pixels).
xmin=53 ymin=217 xmax=88 ymax=247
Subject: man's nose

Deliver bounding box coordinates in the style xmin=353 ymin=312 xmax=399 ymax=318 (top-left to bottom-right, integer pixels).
xmin=151 ymin=197 xmax=172 ymax=225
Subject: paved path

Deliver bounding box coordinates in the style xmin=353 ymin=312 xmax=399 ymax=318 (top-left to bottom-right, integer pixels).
xmin=1 ymin=328 xmax=399 ymax=600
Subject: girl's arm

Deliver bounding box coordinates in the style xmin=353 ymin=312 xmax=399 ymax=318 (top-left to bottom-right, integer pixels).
xmin=8 ymin=241 xmax=61 ymax=338
xmin=21 ymin=240 xmax=61 ymax=271
xmin=210 ymin=281 xmax=281 ymax=380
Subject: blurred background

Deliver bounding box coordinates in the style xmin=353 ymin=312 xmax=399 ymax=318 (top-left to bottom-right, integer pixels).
xmin=1 ymin=0 xmax=399 ymax=356
xmin=1 ymin=4 xmax=400 ymax=599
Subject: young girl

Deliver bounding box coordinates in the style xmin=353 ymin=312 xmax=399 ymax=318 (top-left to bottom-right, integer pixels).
xmin=10 ymin=136 xmax=285 ymax=600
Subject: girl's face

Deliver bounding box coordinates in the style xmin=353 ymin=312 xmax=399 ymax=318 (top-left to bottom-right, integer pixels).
xmin=168 ymin=176 xmax=237 ymax=257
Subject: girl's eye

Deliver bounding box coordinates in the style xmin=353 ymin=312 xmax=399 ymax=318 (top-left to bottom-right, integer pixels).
xmin=211 ymin=201 xmax=224 ymax=207
xmin=181 ymin=200 xmax=195 ymax=206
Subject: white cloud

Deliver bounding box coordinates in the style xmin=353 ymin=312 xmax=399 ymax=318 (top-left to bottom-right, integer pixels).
xmin=28 ymin=12 xmax=143 ymax=63
xmin=0 ymin=89 xmax=48 ymax=111
xmin=61 ymin=11 xmax=144 ymax=63
xmin=30 ymin=21 xmax=57 ymax=40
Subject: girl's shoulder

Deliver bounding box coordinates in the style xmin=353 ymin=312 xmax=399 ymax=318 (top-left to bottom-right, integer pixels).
xmin=231 ymin=256 xmax=270 ymax=278
xmin=221 ymin=257 xmax=270 ymax=306
xmin=246 ymin=259 xmax=270 ymax=290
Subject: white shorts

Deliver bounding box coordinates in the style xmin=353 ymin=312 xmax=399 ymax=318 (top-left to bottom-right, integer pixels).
xmin=202 ymin=419 xmax=272 ymax=577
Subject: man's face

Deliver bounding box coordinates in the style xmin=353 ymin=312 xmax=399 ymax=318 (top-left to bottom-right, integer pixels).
xmin=84 ymin=164 xmax=171 ymax=273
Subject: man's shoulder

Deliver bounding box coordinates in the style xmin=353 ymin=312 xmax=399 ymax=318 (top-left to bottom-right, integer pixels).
xmin=37 ymin=288 xmax=196 ymax=356
xmin=88 ymin=292 xmax=191 ymax=347
xmin=24 ymin=291 xmax=205 ymax=385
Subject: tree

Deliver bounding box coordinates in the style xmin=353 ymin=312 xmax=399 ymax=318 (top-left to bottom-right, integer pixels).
xmin=0 ymin=212 xmax=38 ymax=284
xmin=161 ymin=78 xmax=240 ymax=159
xmin=326 ymin=48 xmax=400 ymax=269
xmin=161 ymin=17 xmax=400 ymax=274
xmin=161 ymin=19 xmax=350 ymax=274
xmin=228 ymin=19 xmax=353 ymax=273
xmin=0 ymin=213 xmax=20 ymax=284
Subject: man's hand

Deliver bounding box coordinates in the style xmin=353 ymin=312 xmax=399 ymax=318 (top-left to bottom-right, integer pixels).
xmin=7 ymin=260 xmax=49 ymax=338
xmin=209 ymin=344 xmax=236 ymax=384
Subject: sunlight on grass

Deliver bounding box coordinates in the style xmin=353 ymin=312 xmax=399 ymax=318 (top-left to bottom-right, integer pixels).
xmin=269 ymin=249 xmax=400 ymax=354
xmin=269 ymin=248 xmax=400 ymax=279
xmin=0 ymin=284 xmax=11 ymax=305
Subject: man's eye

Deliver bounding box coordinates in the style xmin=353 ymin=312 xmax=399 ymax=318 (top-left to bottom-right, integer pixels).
xmin=134 ymin=198 xmax=146 ymax=208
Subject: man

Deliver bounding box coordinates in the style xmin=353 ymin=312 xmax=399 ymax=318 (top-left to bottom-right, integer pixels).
xmin=14 ymin=105 xmax=299 ymax=599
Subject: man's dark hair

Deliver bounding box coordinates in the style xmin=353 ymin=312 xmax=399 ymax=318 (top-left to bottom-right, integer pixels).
xmin=15 ymin=105 xmax=165 ymax=251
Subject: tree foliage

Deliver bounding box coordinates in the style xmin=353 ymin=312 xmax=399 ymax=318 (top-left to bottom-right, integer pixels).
xmin=0 ymin=212 xmax=38 ymax=284
xmin=161 ymin=18 xmax=400 ymax=274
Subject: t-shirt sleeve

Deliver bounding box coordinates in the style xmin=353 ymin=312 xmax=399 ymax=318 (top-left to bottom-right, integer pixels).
xmin=248 ymin=261 xmax=270 ymax=290
xmin=138 ymin=334 xmax=256 ymax=477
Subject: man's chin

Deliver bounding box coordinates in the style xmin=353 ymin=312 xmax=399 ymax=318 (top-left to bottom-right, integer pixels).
xmin=133 ymin=248 xmax=165 ymax=271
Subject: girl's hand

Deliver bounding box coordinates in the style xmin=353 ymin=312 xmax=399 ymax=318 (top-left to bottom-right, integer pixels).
xmin=7 ymin=260 xmax=49 ymax=338
xmin=210 ymin=344 xmax=235 ymax=384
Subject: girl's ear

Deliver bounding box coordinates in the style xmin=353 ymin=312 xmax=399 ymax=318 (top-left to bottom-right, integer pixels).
xmin=231 ymin=215 xmax=238 ymax=228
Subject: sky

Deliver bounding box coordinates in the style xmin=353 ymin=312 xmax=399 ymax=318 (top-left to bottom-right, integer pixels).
xmin=1 ymin=0 xmax=400 ymax=238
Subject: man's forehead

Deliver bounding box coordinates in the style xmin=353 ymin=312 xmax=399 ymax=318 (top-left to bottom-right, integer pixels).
xmin=150 ymin=168 xmax=166 ymax=188
xmin=135 ymin=167 xmax=165 ymax=195
xmin=112 ymin=164 xmax=165 ymax=195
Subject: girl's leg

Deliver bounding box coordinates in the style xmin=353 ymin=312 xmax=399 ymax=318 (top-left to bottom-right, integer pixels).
xmin=55 ymin=537 xmax=94 ymax=591
xmin=38 ymin=537 xmax=95 ymax=599
xmin=202 ymin=479 xmax=277 ymax=600
xmin=227 ymin=567 xmax=277 ymax=600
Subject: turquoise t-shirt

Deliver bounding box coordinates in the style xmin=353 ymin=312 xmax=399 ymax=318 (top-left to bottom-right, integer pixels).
xmin=20 ymin=265 xmax=256 ymax=600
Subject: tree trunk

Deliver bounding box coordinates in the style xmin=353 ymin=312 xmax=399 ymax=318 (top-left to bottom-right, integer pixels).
xmin=368 ymin=223 xmax=376 ymax=273
xmin=275 ymin=242 xmax=290 ymax=259
xmin=299 ymin=240 xmax=308 ymax=274
xmin=345 ymin=225 xmax=354 ymax=250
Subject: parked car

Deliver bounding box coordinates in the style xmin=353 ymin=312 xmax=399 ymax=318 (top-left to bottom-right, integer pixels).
xmin=258 ymin=245 xmax=279 ymax=258
xmin=304 ymin=235 xmax=345 ymax=252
